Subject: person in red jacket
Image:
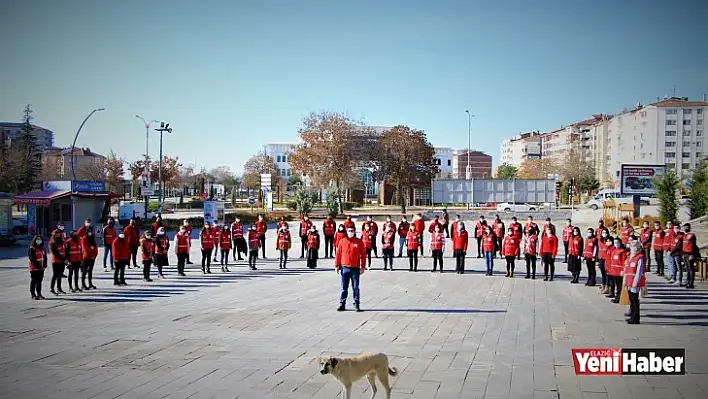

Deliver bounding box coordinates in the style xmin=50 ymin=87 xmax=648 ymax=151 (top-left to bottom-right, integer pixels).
xmin=474 ymin=216 xmax=488 ymax=258
xmin=247 ymin=225 xmax=260 ymax=270
xmin=638 ymin=221 xmax=652 ymax=272
xmin=175 ymin=225 xmax=191 ymax=276
xmin=65 ymin=231 xmax=83 ymax=292
xmin=561 ymin=219 xmax=574 ymax=263
xmin=256 ymin=214 xmax=268 ymax=259
xmin=383 ymin=216 xmax=397 ymax=241
xmin=453 ymin=222 xmax=469 ymax=274
xmin=140 ymin=231 xmax=154 ymax=282
xmin=212 ymin=220 xmax=222 ymax=263
xmin=492 ymin=215 xmax=505 ymax=258
xmin=276 ymin=225 xmax=292 ymax=269
xmin=524 ymin=230 xmax=538 ymax=279
xmin=150 ymin=215 xmax=164 ymax=237
xmin=299 ymin=215 xmax=313 ymax=259
xmin=367 ymin=216 xmax=379 ymax=258
xmin=112 ymin=231 xmax=130 ymax=286
xmin=597 ymin=229 xmax=610 ymax=293
xmin=508 ymin=216 xmax=523 ymax=260
xmin=397 ymin=216 xmax=410 ymax=257
xmin=652 ymin=221 xmax=665 ymax=277
xmin=102 ymin=218 xmax=117 ymax=272
xmin=663 ymin=220 xmax=675 ymax=281
xmin=49 ymin=231 xmax=67 ymax=295
xmin=619 ymin=217 xmax=633 ymax=247
xmin=124 ymin=218 xmax=140 ymax=268
xmin=406 ymin=224 xmax=420 ymax=271
xmin=682 ymin=223 xmax=699 ymax=289
xmin=482 ymin=226 xmax=496 ymax=276
xmin=307 ymin=226 xmax=320 ymax=269
xmin=183 ymin=219 xmax=194 ymax=265
xmin=540 ymin=228 xmax=558 ymax=281
xmin=343 ymin=215 xmax=355 ymax=231
xmin=429 ymin=223 xmax=446 ymax=272
xmin=413 ymin=214 xmax=425 ymax=257
xmin=583 ymin=228 xmax=599 ymax=286
xmin=28 ymin=235 xmax=47 ymax=300
xmin=335 ymin=225 xmax=366 ymax=312
xmin=567 ymin=227 xmax=583 ymax=284
xmin=322 ymin=216 xmax=337 ymax=258
xmin=624 ymin=240 xmax=647 ymax=324
xmin=361 ymin=223 xmax=373 ymax=269
xmin=334 ymin=224 xmax=347 ymax=257
xmin=381 ymin=223 xmax=396 ymax=271
xmin=81 ymin=229 xmax=99 ymax=290
xmin=77 ymin=218 xmax=94 ymax=239
xmin=669 ymin=223 xmax=684 ymax=285
xmin=219 ymin=224 xmax=232 ymax=272
xmin=277 ymin=216 xmax=289 ymax=231
xmin=231 ymin=217 xmax=247 ymax=261
xmin=605 ymin=237 xmax=626 ymax=301
xmin=501 ymin=229 xmax=520 ymax=277
xmin=200 ymin=223 xmax=214 ymax=274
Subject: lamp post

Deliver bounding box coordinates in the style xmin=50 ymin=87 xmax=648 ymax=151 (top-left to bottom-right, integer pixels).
xmin=153 ymin=122 xmax=172 ymax=215
xmin=135 ymin=115 xmax=159 ymax=217
xmin=70 ymin=108 xmax=105 ymax=180
xmin=465 ymin=110 xmax=474 ymax=209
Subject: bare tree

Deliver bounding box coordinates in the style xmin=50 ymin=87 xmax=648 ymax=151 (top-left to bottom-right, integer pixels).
xmin=243 ymin=151 xmax=278 ymax=189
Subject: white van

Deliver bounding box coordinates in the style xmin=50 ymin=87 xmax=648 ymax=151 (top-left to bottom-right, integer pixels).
xmin=585 ymin=189 xmax=650 ymax=210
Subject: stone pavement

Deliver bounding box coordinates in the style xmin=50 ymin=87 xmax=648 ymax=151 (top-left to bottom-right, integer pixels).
xmin=0 ymin=229 xmax=707 ymax=399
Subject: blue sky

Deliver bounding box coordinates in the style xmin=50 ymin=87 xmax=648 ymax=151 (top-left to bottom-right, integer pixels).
xmin=2 ymin=0 xmax=707 ymax=173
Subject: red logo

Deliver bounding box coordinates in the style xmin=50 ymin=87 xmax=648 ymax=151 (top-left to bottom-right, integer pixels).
xmin=572 ymin=348 xmax=622 ymax=375
xmin=572 ymin=348 xmax=685 ymax=375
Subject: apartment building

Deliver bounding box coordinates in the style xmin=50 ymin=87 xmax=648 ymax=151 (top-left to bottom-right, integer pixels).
xmin=0 ymin=122 xmax=54 ymax=150
xmin=452 ymin=150 xmax=493 ymax=179
xmin=500 ymin=131 xmax=542 ymax=166
xmin=42 ymin=147 xmax=106 ymax=178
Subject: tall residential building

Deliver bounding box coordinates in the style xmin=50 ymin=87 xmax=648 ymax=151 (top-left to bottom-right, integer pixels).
xmin=264 ymin=143 xmax=296 ymax=178
xmin=500 ymin=131 xmax=542 ymax=166
xmin=42 ymin=147 xmax=106 ymax=178
xmin=452 ymin=150 xmax=493 ymax=179
xmin=433 ymin=147 xmax=454 ymax=178
xmin=0 ymin=122 xmax=54 ymax=150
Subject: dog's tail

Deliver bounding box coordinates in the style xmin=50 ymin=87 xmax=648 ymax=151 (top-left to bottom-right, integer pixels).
xmin=388 ymin=367 xmax=398 ymax=376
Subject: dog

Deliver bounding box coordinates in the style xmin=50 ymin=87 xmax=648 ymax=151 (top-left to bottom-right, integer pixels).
xmin=319 ymin=352 xmax=397 ymax=399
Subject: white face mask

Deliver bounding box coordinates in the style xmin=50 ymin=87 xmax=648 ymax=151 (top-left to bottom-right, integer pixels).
xmin=586 ymin=232 xmax=592 ymax=237
xmin=630 ymin=245 xmax=639 ymax=254
xmin=118 ymin=234 xmax=125 ymax=239
xmin=58 ymin=226 xmax=65 ymax=231
xmin=614 ymin=242 xmax=621 ymax=248
xmin=183 ymin=222 xmax=189 ymax=226
xmin=85 ymin=222 xmax=91 ymax=227
xmin=88 ymin=232 xmax=93 ymax=237
xmin=180 ymin=229 xmax=186 ymax=234
xmin=602 ymin=233 xmax=608 ymax=237
xmin=35 ymin=239 xmax=42 ymax=245
xmin=347 ymin=231 xmax=355 ymax=238
xmin=235 ymin=219 xmax=240 ymax=223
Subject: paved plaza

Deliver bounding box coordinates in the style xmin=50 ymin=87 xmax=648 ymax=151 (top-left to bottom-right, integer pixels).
xmin=1 ymin=228 xmax=707 ymax=399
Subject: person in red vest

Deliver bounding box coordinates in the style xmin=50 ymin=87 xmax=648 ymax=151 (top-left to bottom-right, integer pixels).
xmin=413 ymin=214 xmax=425 ymax=257
xmin=524 ymin=229 xmax=538 ymax=279
xmin=343 ymin=215 xmax=355 ymax=231
xmin=453 ymin=222 xmax=469 ymax=274
xmin=381 ymin=223 xmax=396 ymax=271
xmin=567 ymin=226 xmax=583 ymax=284
xmin=652 ymin=221 xmax=665 ymax=277
xmin=663 ymin=221 xmax=675 ymax=282
xmin=335 ymin=225 xmax=366 ymax=312
xmin=397 ymin=215 xmax=410 ymax=257
xmin=638 ymin=221 xmax=652 ymax=272
xmin=77 ymin=218 xmax=93 ymax=239
xmin=669 ymin=223 xmax=686 ymax=285
xmin=334 ymin=224 xmax=347 ymax=257
xmin=276 ymin=224 xmax=292 ymax=269
xmin=49 ymin=231 xmax=68 ymax=295
xmin=482 ymin=226 xmax=496 ymax=276
xmin=450 ymin=214 xmax=461 ymax=241
xmin=492 ymin=215 xmax=505 ymax=258
xmin=624 ymin=240 xmax=647 ymax=324
xmin=322 ymin=216 xmax=337 ymax=258
xmin=200 ymin=223 xmax=214 ymax=274
xmin=66 ymin=231 xmax=83 ymax=292
xmin=299 ymin=215 xmax=313 ymax=259
xmin=212 ymin=220 xmax=222 ymax=263
xmin=406 ymin=224 xmax=420 ymax=271
xmin=583 ymin=227 xmax=599 ymax=286
xmin=28 ymin=235 xmax=47 ymax=300
xmin=427 ymin=215 xmax=442 ymax=237
xmin=540 ymin=228 xmax=558 ymax=281
xmin=102 ymin=218 xmax=117 ymax=272
xmin=682 ymin=223 xmax=699 ymax=289
xmin=501 ymin=229 xmax=520 ymax=277
xmin=124 ymin=218 xmax=140 ymax=269
xmin=383 ymin=216 xmax=396 ymax=241
xmin=606 ymin=237 xmax=626 ymax=302
xmin=81 ymin=228 xmax=99 ymax=290
xmin=361 ymin=223 xmax=373 ymax=269
xmin=150 ymin=215 xmax=164 ymax=237
xmin=247 ymin=225 xmax=260 ymax=270
xmin=174 ymin=224 xmax=190 ymax=276
xmin=256 ymin=214 xmax=268 ymax=259
xmin=364 ymin=216 xmax=379 ymax=258
xmin=619 ymin=217 xmax=633 ymax=248
xmin=140 ymin=231 xmax=154 ymax=282
xmin=230 ymin=217 xmax=247 ymax=261
xmin=112 ymin=230 xmax=130 ymax=286
xmin=307 ymin=225 xmax=320 ymax=269
xmin=561 ymin=219 xmax=574 ymax=263
xmin=183 ymin=219 xmax=194 ymax=265
xmin=218 ymin=224 xmax=232 ymax=272
xmin=50 ymin=222 xmax=66 ymax=241
xmin=598 ymin=229 xmax=610 ymax=293
xmin=428 ymin=222 xmax=446 ymax=272
xmin=474 ymin=216 xmax=487 ymax=258
xmin=509 ymin=216 xmax=523 ymax=260
xmin=154 ymin=227 xmax=169 ymax=278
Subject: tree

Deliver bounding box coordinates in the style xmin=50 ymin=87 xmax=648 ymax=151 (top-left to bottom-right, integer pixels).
xmin=653 ymin=170 xmax=681 ymax=225
xmin=517 ymin=158 xmax=556 ymax=179
xmin=39 ymin=155 xmax=62 ymax=181
xmin=242 ymin=151 xmax=278 ymax=189
xmin=289 ymin=111 xmax=375 ymax=213
xmin=288 ymin=174 xmax=304 ymax=189
xmin=292 ymin=185 xmax=315 ymax=216
xmin=219 ymin=169 xmax=241 ymax=204
xmin=325 ymin=186 xmax=342 ymax=216
xmin=78 ymin=150 xmax=125 ymax=193
xmin=8 ymin=105 xmax=42 ymax=194
xmin=688 ymin=160 xmax=708 ymax=219
xmin=0 ymin=129 xmax=9 ymax=192
xmin=374 ymin=125 xmax=439 ymax=214
xmin=495 ymin=163 xmax=518 ymax=179
xmin=150 ymin=156 xmax=183 ymax=190
xmin=557 ymin=150 xmax=599 ymax=196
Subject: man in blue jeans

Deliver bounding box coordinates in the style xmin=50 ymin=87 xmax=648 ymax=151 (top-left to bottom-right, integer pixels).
xmin=335 ymin=226 xmax=367 ymax=312
xmin=102 ymin=218 xmax=117 ymax=272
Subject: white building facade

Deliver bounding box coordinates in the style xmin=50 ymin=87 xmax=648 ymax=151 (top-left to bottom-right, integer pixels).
xmin=500 ymin=132 xmax=542 ymax=167
xmin=433 ymin=147 xmax=454 ymax=177
xmin=1 ymin=122 xmax=54 ymax=150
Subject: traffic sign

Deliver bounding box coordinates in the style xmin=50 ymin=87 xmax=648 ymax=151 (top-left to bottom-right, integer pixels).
xmin=248 ymin=197 xmax=255 ymax=205
xmin=262 ymin=185 xmax=271 ymax=192
xmin=141 ymin=187 xmax=154 ymax=196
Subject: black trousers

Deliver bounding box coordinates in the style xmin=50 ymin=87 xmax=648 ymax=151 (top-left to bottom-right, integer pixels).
xmin=201 ymin=249 xmax=212 ymax=270
xmin=142 ymin=259 xmax=153 ymax=280
xmin=432 ymin=249 xmax=443 ymax=271
xmin=542 ymin=253 xmax=555 ymax=278
xmin=683 ymin=255 xmax=696 ymax=287
xmin=371 ymin=237 xmax=378 ymax=257
xmin=525 ymin=254 xmax=536 ymax=277
xmin=476 ymin=237 xmax=483 ymax=257
xmin=365 ymin=248 xmax=372 ymax=268
xmin=505 ymin=256 xmax=516 ymax=274
xmin=155 ymin=254 xmax=168 ymax=275
xmin=113 ymin=260 xmax=127 ymax=284
xmin=30 ymin=269 xmax=44 ymax=297
xmin=454 ymin=249 xmax=465 ymax=272
xmin=130 ymin=244 xmax=139 ymax=267
xmin=643 ymin=247 xmax=652 ymax=271
xmin=307 ymin=248 xmax=318 ymax=268
xmin=324 ymin=235 xmax=334 ymax=258
xmin=279 ymin=249 xmax=288 ymax=268
xmin=563 ymin=241 xmax=569 ymax=262
xmin=609 ymin=275 xmax=622 ymax=298
xmin=67 ymin=261 xmax=82 ymax=289
xmin=598 ymin=259 xmax=608 ymax=286
xmin=51 ymin=262 xmax=65 ymax=291
xmin=408 ymin=250 xmax=418 ymax=271
xmin=220 ymin=250 xmax=230 ymax=266
xmin=248 ymin=250 xmax=258 ymax=268
xmin=300 ymin=235 xmax=308 ymax=257
xmin=233 ymin=237 xmax=247 ymax=259
xmin=654 ymin=250 xmax=664 ymax=275
xmin=258 ymin=234 xmax=266 ymax=258
xmin=177 ymin=253 xmax=188 ymax=274
xmin=585 ymin=258 xmax=597 ymax=284
xmin=628 ymin=290 xmax=640 ymax=323
xmin=568 ymin=254 xmax=581 ymax=275
xmin=383 ymin=248 xmax=394 ymax=270
xmin=418 ymin=236 xmax=424 ymax=256
xmin=496 ymin=238 xmax=503 ymax=256
xmin=443 ymin=223 xmax=449 ymax=238
xmin=82 ymin=258 xmax=95 ymax=287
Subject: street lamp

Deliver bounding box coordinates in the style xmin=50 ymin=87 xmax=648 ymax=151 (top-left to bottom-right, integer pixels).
xmin=153 ymin=122 xmax=172 ymax=215
xmin=465 ymin=110 xmax=474 ymax=209
xmin=135 ymin=115 xmax=159 ymax=216
xmin=70 ymin=108 xmax=105 ymax=180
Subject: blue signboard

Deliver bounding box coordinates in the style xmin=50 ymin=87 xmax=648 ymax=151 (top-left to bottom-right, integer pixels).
xmin=72 ymin=180 xmax=106 ymax=192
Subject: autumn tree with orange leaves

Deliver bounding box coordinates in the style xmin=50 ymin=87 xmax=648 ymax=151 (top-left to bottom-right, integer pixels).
xmin=517 ymin=158 xmax=557 ymax=179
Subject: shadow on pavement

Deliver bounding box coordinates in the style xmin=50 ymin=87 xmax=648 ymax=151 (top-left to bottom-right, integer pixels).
xmin=364 ymin=308 xmax=507 ymax=314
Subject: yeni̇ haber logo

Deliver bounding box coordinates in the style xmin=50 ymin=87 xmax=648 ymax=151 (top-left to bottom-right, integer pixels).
xmin=572 ymin=348 xmax=685 ymax=375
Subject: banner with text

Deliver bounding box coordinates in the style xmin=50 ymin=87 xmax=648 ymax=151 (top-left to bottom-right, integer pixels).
xmin=619 ymin=164 xmax=666 ymax=196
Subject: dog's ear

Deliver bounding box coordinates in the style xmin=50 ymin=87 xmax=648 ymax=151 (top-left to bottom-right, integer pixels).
xmin=329 ymin=357 xmax=338 ymax=368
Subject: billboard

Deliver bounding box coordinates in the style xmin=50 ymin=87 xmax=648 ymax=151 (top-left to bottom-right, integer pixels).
xmin=432 ymin=179 xmax=556 ymax=204
xmin=620 ymin=164 xmax=666 ymax=195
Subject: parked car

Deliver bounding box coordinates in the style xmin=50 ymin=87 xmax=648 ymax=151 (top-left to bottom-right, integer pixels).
xmin=496 ymin=202 xmax=538 ymax=212
xmin=679 ymin=195 xmax=690 ymax=205
xmin=585 ymin=189 xmax=650 ymax=210
xmin=12 ymin=218 xmax=28 ymax=235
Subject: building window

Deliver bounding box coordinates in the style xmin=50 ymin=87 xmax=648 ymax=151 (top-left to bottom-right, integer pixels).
xmin=683 ymin=130 xmax=692 ymax=136
xmin=666 ymin=152 xmax=676 ymax=158
xmin=682 ymin=163 xmax=690 ymax=170
xmin=283 ymin=156 xmax=287 ymax=163
xmin=683 ymin=120 xmax=692 ymax=125
xmin=666 ymin=109 xmax=677 ymax=115
xmin=276 ymin=155 xmax=282 ymax=162
xmin=682 ymin=141 xmax=691 ymax=147
xmin=665 ymin=141 xmax=676 ymax=147
xmin=435 ymin=158 xmax=441 ymax=165
xmin=698 ymin=119 xmax=703 ymax=125
xmin=666 ymin=120 xmax=677 ymax=125
xmin=682 ymin=152 xmax=691 ymax=158
xmin=698 ymin=130 xmax=703 ymax=136
xmin=698 ymin=142 xmax=703 ymax=147
xmin=666 ymin=131 xmax=677 ymax=136
xmin=684 ymin=109 xmax=693 ymax=114
xmin=447 ymin=160 xmax=451 ymax=166
xmin=287 ymin=169 xmax=291 ymax=176
xmin=696 ymin=152 xmax=703 ymax=158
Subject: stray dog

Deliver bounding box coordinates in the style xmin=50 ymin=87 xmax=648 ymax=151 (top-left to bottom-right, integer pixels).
xmin=319 ymin=352 xmax=397 ymax=398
